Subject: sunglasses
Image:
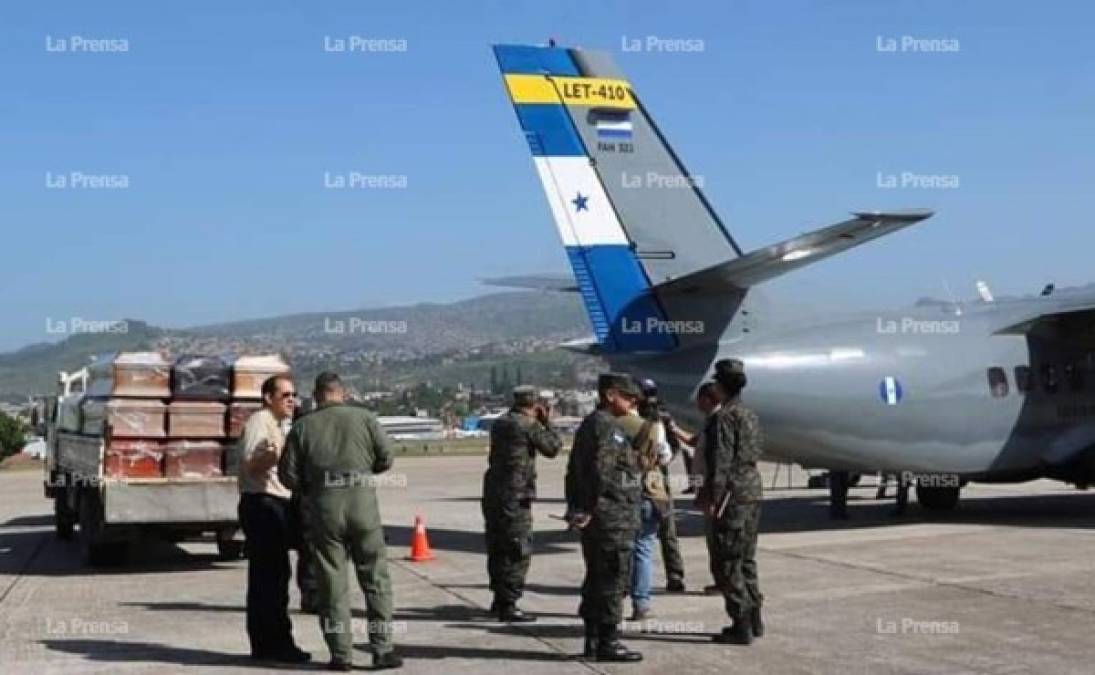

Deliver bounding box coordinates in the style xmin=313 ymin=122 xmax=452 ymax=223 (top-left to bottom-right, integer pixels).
xmin=278 ymin=391 xmax=299 ymax=400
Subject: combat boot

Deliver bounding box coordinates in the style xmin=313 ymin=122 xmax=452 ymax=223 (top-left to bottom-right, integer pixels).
xmin=498 ymin=603 xmax=536 ymax=623
xmin=714 ymin=614 xmax=753 ymax=645
xmin=751 ymin=606 xmax=765 ymax=638
xmin=596 ymin=624 xmax=642 ymax=662
xmin=373 ymin=650 xmax=403 ymax=670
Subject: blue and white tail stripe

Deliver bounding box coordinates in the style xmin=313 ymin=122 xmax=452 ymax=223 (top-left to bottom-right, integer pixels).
xmin=494 ymin=43 xmax=675 ymax=353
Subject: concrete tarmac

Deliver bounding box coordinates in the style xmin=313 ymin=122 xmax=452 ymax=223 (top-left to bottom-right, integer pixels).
xmin=2 ymin=458 xmax=1094 ymax=674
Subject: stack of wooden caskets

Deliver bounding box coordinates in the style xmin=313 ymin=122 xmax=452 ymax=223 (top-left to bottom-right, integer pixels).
xmin=79 ymin=352 xmax=291 ymax=479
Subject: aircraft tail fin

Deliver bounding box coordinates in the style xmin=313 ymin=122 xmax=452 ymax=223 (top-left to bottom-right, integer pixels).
xmin=493 ymin=43 xmax=932 ymax=353
xmin=493 ymin=44 xmax=743 ymax=353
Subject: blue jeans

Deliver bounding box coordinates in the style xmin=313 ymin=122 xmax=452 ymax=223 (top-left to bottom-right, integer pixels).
xmin=631 ymin=498 xmax=661 ymax=612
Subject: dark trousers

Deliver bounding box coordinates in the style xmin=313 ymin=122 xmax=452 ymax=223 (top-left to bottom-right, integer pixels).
xmin=482 ymin=497 xmax=533 ymax=605
xmin=578 ymin=525 xmax=634 ymax=628
xmin=239 ymin=493 xmax=296 ymax=654
xmin=657 ymin=465 xmax=685 ymax=583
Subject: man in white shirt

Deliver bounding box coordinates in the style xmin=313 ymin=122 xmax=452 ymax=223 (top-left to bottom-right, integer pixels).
xmin=237 ymin=374 xmax=309 ymax=664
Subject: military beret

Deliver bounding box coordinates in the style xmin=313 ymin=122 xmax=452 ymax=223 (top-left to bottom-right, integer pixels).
xmin=598 ymin=372 xmax=642 ymax=398
xmin=512 ymin=384 xmax=537 ymax=405
xmin=714 ymin=358 xmax=745 ymax=381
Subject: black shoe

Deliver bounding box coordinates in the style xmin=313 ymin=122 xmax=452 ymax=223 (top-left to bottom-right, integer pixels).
xmin=714 ymin=618 xmax=753 ymax=645
xmin=582 ymin=637 xmax=599 ymax=658
xmin=751 ymin=606 xmax=765 ymax=638
xmin=629 ymin=607 xmax=653 ymax=621
xmin=596 ymin=640 xmax=643 ymax=662
xmin=327 ymin=660 xmax=353 ymax=672
xmin=666 ymin=579 xmax=686 ymax=593
xmin=498 ymin=605 xmax=536 ymax=623
xmin=373 ymin=650 xmax=403 ymax=670
xmin=704 ymin=584 xmax=721 ymax=596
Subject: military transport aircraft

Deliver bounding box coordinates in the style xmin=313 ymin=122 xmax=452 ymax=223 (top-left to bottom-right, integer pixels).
xmin=488 ymin=42 xmax=1095 ymax=510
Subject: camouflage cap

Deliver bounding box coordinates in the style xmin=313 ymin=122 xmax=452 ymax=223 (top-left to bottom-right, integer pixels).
xmin=714 ymin=358 xmax=745 ymax=381
xmin=512 ymin=384 xmax=537 ymax=407
xmin=598 ymin=372 xmax=642 ymax=398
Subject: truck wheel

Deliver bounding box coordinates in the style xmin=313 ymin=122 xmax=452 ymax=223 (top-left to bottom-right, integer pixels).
xmin=54 ymin=491 xmax=76 ymax=540
xmin=216 ymin=528 xmax=245 ymax=561
xmin=916 ymin=484 xmax=961 ymax=511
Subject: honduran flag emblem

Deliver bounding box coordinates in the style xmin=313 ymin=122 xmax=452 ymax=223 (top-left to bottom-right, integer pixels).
xmin=595 ymin=112 xmax=633 ymax=140
xmin=879 ymin=376 xmax=903 ymax=405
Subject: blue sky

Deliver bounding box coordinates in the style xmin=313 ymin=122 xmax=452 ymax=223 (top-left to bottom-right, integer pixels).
xmin=2 ymin=0 xmax=1093 ymax=351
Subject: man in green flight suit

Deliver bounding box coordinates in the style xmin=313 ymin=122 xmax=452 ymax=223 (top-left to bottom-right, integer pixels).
xmin=482 ymin=385 xmax=562 ymax=622
xmin=279 ymin=372 xmax=403 ymax=671
xmin=565 ymin=372 xmax=644 ymax=663
xmin=700 ymin=358 xmax=765 ymax=645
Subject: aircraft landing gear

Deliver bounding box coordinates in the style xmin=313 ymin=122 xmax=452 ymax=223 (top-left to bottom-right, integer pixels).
xmin=916 ymin=483 xmax=961 ymax=511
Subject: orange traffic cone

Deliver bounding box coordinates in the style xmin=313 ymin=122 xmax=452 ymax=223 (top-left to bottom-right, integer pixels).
xmin=408 ymin=514 xmax=435 ymax=562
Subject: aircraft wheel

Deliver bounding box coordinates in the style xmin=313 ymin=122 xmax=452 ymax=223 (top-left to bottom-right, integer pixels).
xmin=916 ymin=484 xmax=961 ymax=511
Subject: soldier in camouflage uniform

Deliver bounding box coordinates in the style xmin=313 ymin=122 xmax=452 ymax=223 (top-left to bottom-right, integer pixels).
xmin=481 ymin=385 xmax=562 ymax=622
xmin=565 ymin=373 xmax=644 ymax=663
xmin=701 ymin=358 xmax=765 ymax=645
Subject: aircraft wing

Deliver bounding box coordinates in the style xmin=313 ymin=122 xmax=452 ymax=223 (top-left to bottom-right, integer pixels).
xmin=655 ymin=210 xmax=934 ymax=294
xmin=993 ymin=293 xmax=1095 ymax=335
xmin=481 ymin=274 xmax=578 ymax=293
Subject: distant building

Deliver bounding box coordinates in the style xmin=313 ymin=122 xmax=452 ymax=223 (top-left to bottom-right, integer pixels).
xmin=378 ymin=415 xmax=444 ymax=441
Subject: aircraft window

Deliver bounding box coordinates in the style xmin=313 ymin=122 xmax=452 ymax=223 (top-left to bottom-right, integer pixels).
xmin=1041 ymin=364 xmax=1059 ymax=394
xmin=987 ymin=367 xmax=1008 ymax=398
xmin=1014 ymin=366 xmax=1033 ymax=393
xmin=1066 ymin=364 xmax=1085 ymax=392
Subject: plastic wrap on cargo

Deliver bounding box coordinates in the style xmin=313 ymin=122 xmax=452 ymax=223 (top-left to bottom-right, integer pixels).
xmin=86 ymin=351 xmax=171 ymax=398
xmin=227 ymin=400 xmax=262 ymax=439
xmin=172 ymin=354 xmax=232 ymax=400
xmin=85 ymin=352 xmax=118 ymax=398
xmin=168 ymin=400 xmax=227 ymax=438
xmin=113 ymin=351 xmax=171 ymax=397
xmin=164 ymin=440 xmax=226 ymax=478
xmin=104 ymin=439 xmax=165 ymax=478
xmin=232 ymin=354 xmax=291 ymax=399
xmin=82 ymin=398 xmax=167 ymax=438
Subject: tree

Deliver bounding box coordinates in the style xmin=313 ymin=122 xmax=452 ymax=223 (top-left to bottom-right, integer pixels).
xmin=0 ymin=412 xmax=28 ymax=460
